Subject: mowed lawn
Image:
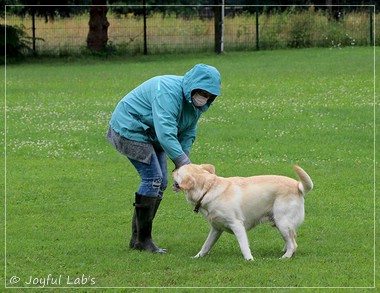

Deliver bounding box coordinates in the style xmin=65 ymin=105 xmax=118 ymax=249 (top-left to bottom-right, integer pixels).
xmin=2 ymin=47 xmax=378 ymax=290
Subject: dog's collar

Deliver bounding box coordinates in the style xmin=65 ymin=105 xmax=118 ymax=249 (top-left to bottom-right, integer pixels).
xmin=194 ymin=190 xmax=208 ymax=213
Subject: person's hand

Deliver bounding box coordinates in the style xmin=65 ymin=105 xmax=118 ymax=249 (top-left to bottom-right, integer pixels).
xmin=174 ymin=153 xmax=191 ymax=169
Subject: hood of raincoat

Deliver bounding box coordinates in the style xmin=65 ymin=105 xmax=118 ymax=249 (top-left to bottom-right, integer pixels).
xmin=182 ymin=64 xmax=221 ymax=109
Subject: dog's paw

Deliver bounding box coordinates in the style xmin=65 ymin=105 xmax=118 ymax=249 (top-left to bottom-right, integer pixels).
xmin=245 ymin=255 xmax=254 ymax=261
xmin=280 ymin=253 xmax=293 ymax=259
xmin=191 ymin=253 xmax=201 ymax=259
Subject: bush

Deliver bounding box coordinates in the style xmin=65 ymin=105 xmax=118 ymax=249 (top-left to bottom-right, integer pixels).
xmin=287 ymin=13 xmax=314 ymax=48
xmin=0 ymin=24 xmax=32 ymax=59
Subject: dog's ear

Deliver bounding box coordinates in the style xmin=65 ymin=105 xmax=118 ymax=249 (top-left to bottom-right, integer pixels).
xmin=201 ymin=164 xmax=215 ymax=174
xmin=179 ymin=174 xmax=195 ymax=191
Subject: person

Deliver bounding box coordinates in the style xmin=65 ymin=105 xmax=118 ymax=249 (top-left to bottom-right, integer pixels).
xmin=106 ymin=63 xmax=221 ymax=253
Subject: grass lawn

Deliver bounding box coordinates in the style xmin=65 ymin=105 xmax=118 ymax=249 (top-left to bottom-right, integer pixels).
xmin=2 ymin=47 xmax=378 ymax=291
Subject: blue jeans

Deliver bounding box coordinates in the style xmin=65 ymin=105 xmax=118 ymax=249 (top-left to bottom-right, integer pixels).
xmin=129 ymin=149 xmax=168 ymax=198
xmin=106 ymin=127 xmax=168 ymax=198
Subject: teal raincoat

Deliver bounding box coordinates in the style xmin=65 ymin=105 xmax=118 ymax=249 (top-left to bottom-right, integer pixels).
xmin=109 ymin=64 xmax=221 ymax=163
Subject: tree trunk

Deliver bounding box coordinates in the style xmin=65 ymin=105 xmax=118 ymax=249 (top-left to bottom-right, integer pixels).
xmin=214 ymin=0 xmax=224 ymax=54
xmin=87 ymin=0 xmax=109 ymax=52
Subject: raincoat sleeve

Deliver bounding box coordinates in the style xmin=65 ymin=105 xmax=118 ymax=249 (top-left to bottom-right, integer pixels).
xmin=151 ymin=92 xmax=190 ymax=165
xmin=178 ymin=122 xmax=197 ymax=155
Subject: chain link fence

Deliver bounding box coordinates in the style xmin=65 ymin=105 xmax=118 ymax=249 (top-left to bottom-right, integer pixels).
xmin=4 ymin=5 xmax=378 ymax=56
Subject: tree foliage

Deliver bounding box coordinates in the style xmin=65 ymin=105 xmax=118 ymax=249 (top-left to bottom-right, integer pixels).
xmin=7 ymin=0 xmax=91 ymax=21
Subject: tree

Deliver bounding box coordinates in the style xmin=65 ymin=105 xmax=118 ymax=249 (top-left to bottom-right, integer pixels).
xmin=87 ymin=0 xmax=109 ymax=52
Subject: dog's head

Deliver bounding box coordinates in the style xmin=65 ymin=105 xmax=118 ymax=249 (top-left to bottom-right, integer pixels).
xmin=172 ymin=164 xmax=215 ymax=192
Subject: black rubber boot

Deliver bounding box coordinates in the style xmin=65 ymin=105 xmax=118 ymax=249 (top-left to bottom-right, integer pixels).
xmin=131 ymin=193 xmax=167 ymax=253
xmin=129 ymin=209 xmax=137 ymax=249
xmin=129 ymin=193 xmax=161 ymax=249
xmin=153 ymin=191 xmax=163 ymax=219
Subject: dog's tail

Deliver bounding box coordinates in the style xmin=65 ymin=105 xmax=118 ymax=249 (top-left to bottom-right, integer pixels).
xmin=293 ymin=165 xmax=313 ymax=196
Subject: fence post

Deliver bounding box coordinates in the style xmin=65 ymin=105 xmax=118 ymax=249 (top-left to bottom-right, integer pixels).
xmin=255 ymin=2 xmax=259 ymax=50
xmin=143 ymin=0 xmax=148 ymax=55
xmin=31 ymin=9 xmax=36 ymax=54
xmin=370 ymin=0 xmax=374 ymax=46
xmin=214 ymin=0 xmax=224 ymax=54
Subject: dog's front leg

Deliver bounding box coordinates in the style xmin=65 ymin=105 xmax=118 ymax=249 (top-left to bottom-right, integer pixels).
xmin=193 ymin=226 xmax=222 ymax=258
xmin=230 ymin=222 xmax=254 ymax=261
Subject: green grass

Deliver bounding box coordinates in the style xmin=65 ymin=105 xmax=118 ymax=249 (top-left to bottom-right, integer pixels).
xmin=2 ymin=47 xmax=378 ymax=291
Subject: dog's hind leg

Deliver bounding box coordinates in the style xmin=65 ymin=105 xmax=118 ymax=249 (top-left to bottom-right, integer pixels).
xmin=193 ymin=226 xmax=222 ymax=258
xmin=274 ymin=198 xmax=303 ymax=258
xmin=230 ymin=222 xmax=254 ymax=261
xmin=277 ymin=224 xmax=297 ymax=258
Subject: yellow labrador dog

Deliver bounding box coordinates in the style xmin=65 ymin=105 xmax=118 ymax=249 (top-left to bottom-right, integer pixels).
xmin=172 ymin=164 xmax=313 ymax=261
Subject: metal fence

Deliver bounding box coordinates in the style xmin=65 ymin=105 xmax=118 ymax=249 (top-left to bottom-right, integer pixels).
xmin=4 ymin=5 xmax=378 ymax=56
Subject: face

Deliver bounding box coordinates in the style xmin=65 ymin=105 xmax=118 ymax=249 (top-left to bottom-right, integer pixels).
xmin=192 ymin=90 xmax=214 ymax=107
xmin=172 ymin=164 xmax=216 ymax=191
